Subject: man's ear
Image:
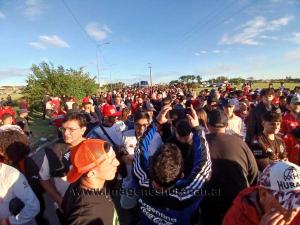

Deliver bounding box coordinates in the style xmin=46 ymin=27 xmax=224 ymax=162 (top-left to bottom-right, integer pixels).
xmin=86 ymin=169 xmax=96 ymax=178
xmin=81 ymin=126 xmax=87 ymax=135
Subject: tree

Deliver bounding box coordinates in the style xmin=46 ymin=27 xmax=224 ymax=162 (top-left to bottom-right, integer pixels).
xmin=215 ymin=76 xmax=228 ymax=83
xmin=229 ymin=77 xmax=246 ymax=85
xmin=196 ymin=75 xmax=202 ymax=84
xmin=179 ymin=75 xmax=196 ymax=84
xmin=23 ymin=62 xmax=98 ymax=109
xmin=169 ymin=80 xmax=179 ymax=85
xmin=102 ymin=82 xmax=125 ymax=91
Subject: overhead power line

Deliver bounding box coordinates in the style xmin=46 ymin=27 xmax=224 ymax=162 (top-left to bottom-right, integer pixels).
xmin=60 ymin=0 xmax=96 ymax=45
xmin=176 ymin=0 xmax=261 ymax=51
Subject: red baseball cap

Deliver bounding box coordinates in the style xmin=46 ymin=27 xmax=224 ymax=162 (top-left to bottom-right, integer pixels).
xmin=67 ymin=139 xmax=108 ymax=183
xmin=102 ymin=104 xmax=121 ymax=117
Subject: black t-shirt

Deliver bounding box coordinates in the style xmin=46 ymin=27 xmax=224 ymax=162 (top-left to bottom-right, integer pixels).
xmin=62 ymin=182 xmax=114 ymax=225
xmin=201 ymin=133 xmax=258 ymax=225
xmin=250 ymin=134 xmax=287 ymax=171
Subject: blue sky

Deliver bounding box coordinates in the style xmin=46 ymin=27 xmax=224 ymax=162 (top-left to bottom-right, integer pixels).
xmin=0 ymin=0 xmax=299 ymax=86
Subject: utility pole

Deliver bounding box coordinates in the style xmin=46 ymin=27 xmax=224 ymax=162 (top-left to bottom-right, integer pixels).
xmin=110 ymin=73 xmax=112 ymax=91
xmin=148 ymin=62 xmax=152 ymax=87
xmin=96 ymin=42 xmax=110 ymax=93
xmin=96 ymin=48 xmax=100 ymax=92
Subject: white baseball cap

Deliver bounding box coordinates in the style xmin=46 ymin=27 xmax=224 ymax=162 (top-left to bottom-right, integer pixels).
xmin=260 ymin=161 xmax=300 ymax=209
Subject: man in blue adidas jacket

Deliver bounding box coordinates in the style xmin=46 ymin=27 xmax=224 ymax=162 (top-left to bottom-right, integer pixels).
xmin=133 ymin=104 xmax=211 ymax=225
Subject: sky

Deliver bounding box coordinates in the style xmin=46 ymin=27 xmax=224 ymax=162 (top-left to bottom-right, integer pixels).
xmin=0 ymin=0 xmax=300 ymax=86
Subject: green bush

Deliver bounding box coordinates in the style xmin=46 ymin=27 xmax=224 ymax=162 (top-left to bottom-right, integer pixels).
xmin=23 ymin=62 xmax=98 ymax=110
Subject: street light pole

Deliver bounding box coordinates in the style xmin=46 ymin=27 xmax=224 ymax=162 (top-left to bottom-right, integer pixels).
xmin=148 ymin=62 xmax=152 ymax=88
xmin=96 ymin=42 xmax=110 ymax=92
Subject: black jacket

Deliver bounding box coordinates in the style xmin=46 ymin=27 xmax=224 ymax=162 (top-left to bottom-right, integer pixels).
xmin=201 ymin=133 xmax=258 ymax=225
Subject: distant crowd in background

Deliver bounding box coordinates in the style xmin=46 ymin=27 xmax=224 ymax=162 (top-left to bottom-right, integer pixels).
xmin=0 ymin=82 xmax=300 ymax=225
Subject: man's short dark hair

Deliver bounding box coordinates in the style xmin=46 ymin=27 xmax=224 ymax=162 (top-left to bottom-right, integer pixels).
xmin=150 ymin=143 xmax=183 ymax=188
xmin=0 ymin=130 xmax=30 ymax=163
xmin=262 ymin=110 xmax=282 ymax=122
xmin=260 ymin=88 xmax=275 ymax=96
xmin=62 ymin=112 xmax=87 ymax=127
xmin=175 ymin=119 xmax=191 ymax=137
xmin=162 ymin=97 xmax=173 ymax=106
xmin=133 ymin=111 xmax=150 ymax=122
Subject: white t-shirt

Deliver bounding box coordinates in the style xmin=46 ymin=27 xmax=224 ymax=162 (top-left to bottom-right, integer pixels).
xmin=226 ymin=114 xmax=246 ymax=138
xmin=65 ymin=101 xmax=74 ymax=110
xmin=122 ymin=129 xmax=162 ymax=156
xmin=45 ymin=101 xmax=53 ymax=110
xmin=0 ymin=163 xmax=39 ymax=225
xmin=39 ymin=155 xmax=69 ymax=201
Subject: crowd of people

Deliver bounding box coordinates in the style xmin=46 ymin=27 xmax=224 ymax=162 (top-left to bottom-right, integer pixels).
xmin=0 ymin=82 xmax=300 ymax=225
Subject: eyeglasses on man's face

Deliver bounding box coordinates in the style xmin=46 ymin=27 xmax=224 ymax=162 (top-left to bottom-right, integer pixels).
xmin=59 ymin=127 xmax=81 ymax=133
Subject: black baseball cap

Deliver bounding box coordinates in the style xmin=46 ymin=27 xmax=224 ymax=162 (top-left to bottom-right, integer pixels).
xmin=208 ymin=109 xmax=228 ymax=128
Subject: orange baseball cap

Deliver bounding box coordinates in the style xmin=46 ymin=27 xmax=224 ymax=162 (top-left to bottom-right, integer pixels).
xmin=67 ymin=139 xmax=108 ymax=183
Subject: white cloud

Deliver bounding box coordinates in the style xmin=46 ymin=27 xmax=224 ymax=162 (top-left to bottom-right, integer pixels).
xmin=85 ymin=22 xmax=112 ymax=41
xmin=259 ymin=35 xmax=280 ymax=40
xmin=270 ymin=0 xmax=300 ymax=4
xmin=194 ymin=51 xmax=207 ymax=56
xmin=285 ymin=49 xmax=300 ymax=61
xmin=29 ymin=35 xmax=70 ymax=49
xmin=220 ymin=16 xmax=294 ymax=45
xmin=39 ymin=35 xmax=70 ymax=48
xmin=24 ymin=0 xmax=45 ymax=19
xmin=28 ymin=42 xmax=46 ymax=49
xmin=0 ymin=67 xmax=30 ymax=79
xmin=0 ymin=11 xmax=6 ymax=20
xmin=288 ymin=32 xmax=300 ymax=44
xmin=195 ymin=50 xmax=225 ymax=56
xmin=199 ymin=64 xmax=237 ymax=74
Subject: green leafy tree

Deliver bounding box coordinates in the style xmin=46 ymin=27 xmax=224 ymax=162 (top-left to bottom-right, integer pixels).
xmin=23 ymin=62 xmax=98 ymax=109
xmin=169 ymin=80 xmax=179 ymax=85
xmin=102 ymin=82 xmax=125 ymax=91
xmin=229 ymin=77 xmax=246 ymax=85
xmin=196 ymin=75 xmax=202 ymax=84
xmin=215 ymin=76 xmax=228 ymax=82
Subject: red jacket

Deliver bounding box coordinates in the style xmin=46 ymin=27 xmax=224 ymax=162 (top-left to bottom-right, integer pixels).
xmin=51 ymin=110 xmax=66 ymax=129
xmin=281 ymin=112 xmax=299 ymax=135
xmin=51 ymin=99 xmax=61 ymax=111
xmin=222 ymin=186 xmax=300 ymax=225
xmin=82 ymin=96 xmax=90 ymax=103
xmin=283 ymin=134 xmax=300 ymax=166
